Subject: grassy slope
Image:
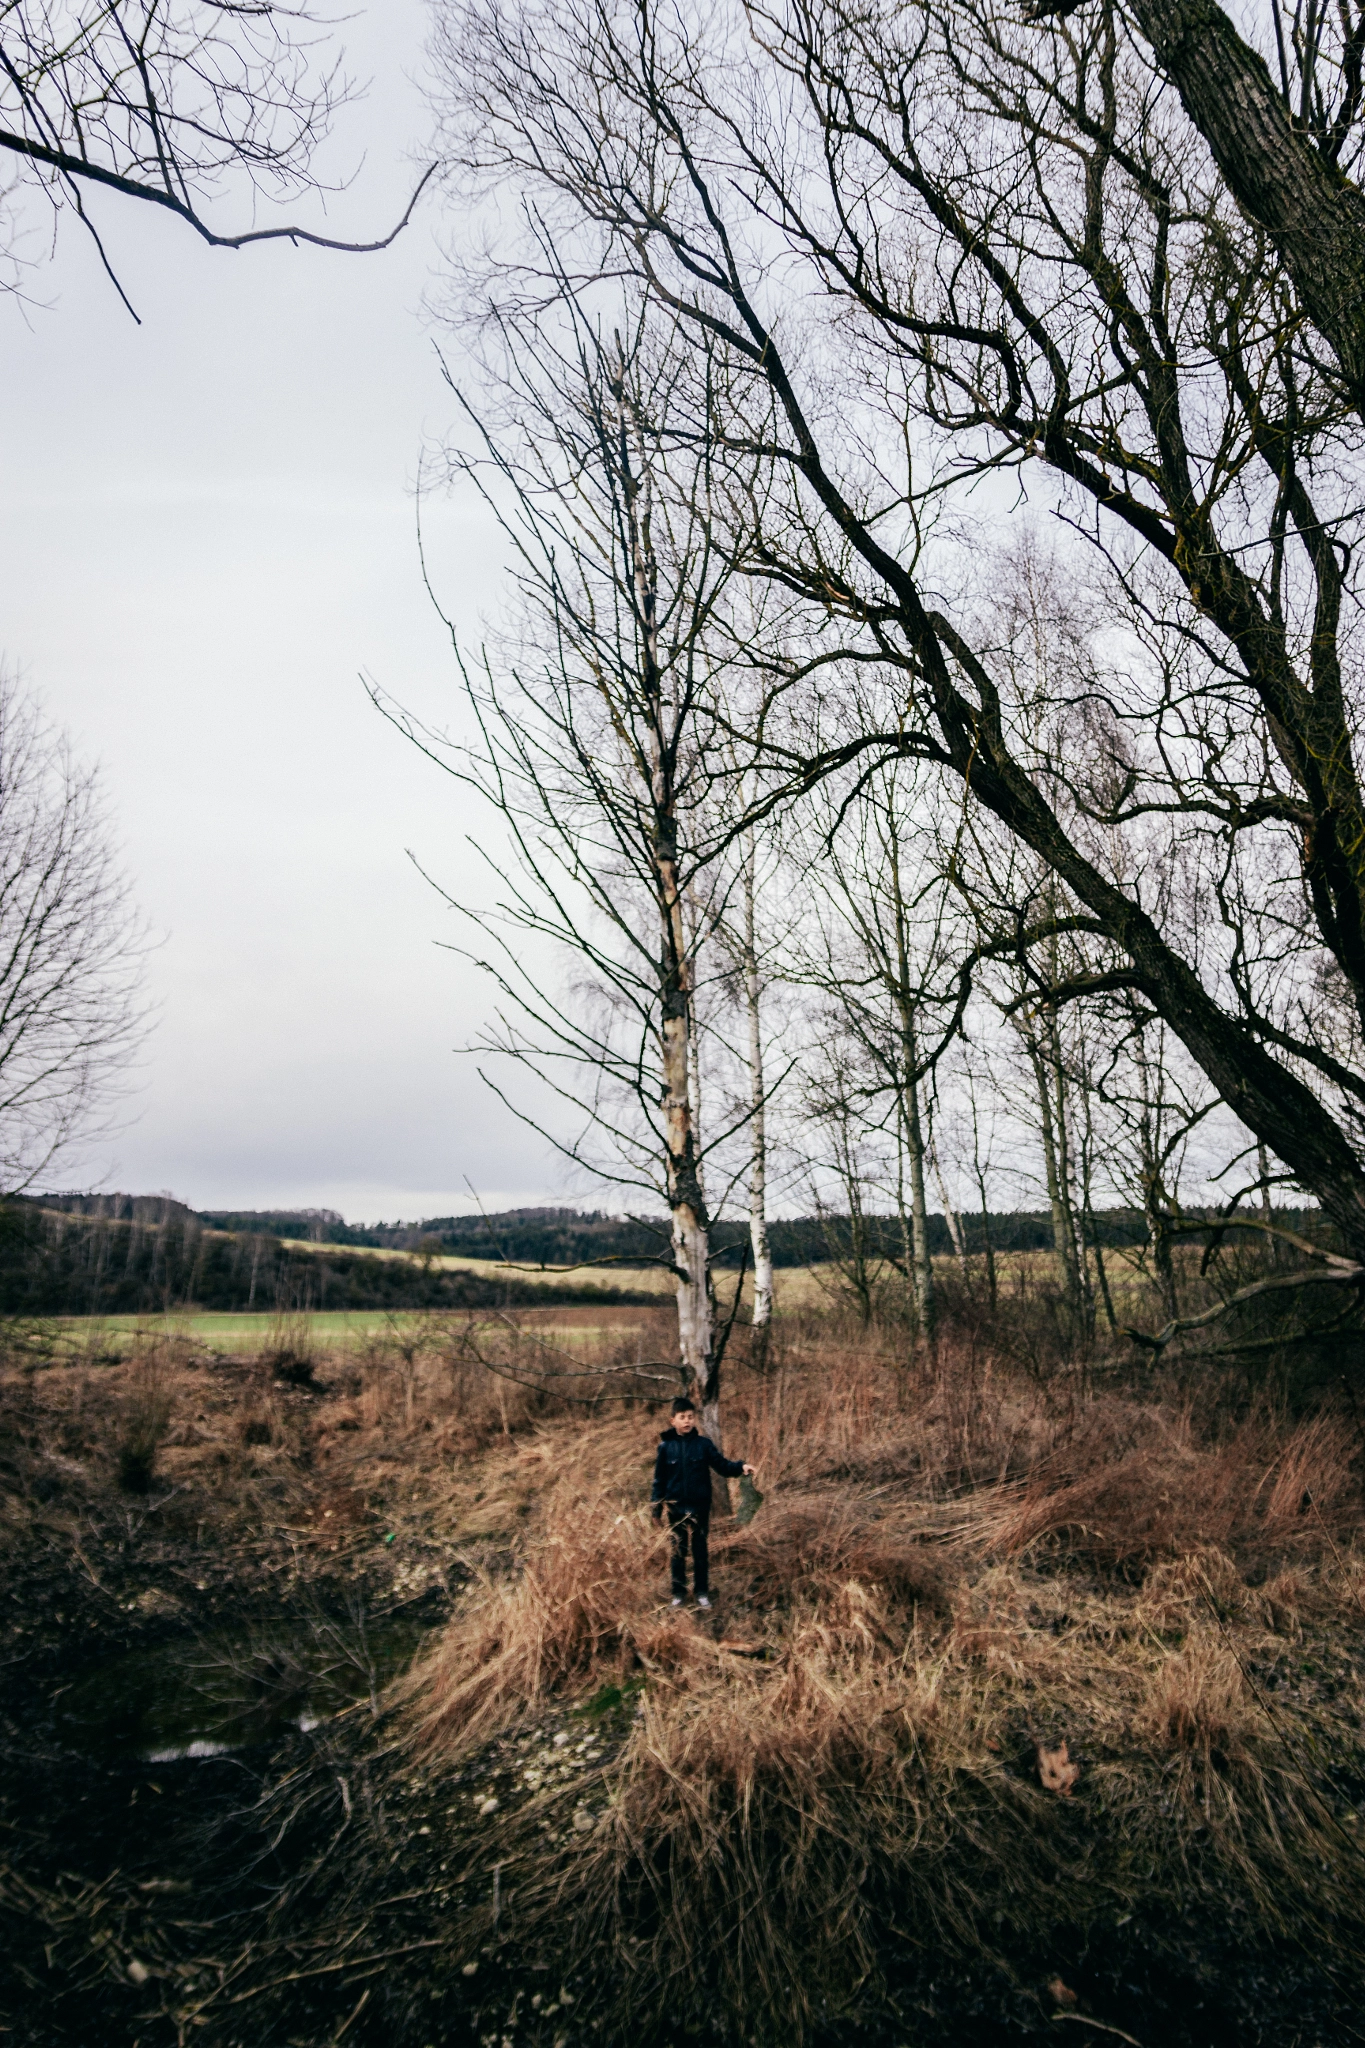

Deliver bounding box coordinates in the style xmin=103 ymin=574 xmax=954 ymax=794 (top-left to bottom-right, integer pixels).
xmin=395 ymin=1343 xmax=1365 ymax=2044
xmin=280 ymin=1235 xmax=680 ymax=1294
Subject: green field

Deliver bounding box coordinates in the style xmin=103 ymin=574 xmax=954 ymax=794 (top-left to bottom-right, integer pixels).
xmin=50 ymin=1304 xmax=668 ymax=1355
xmin=59 ymin=1309 xmax=442 ymax=1353
xmin=42 ymin=1249 xmax=1145 ymax=1357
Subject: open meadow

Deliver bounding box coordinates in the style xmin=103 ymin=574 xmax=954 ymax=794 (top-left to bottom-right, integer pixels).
xmin=2 ymin=1293 xmax=1363 ymax=2047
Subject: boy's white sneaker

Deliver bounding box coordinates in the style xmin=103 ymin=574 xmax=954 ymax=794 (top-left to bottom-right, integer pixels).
xmin=695 ymin=1595 xmax=711 ymax=1609
xmin=671 ymin=1596 xmax=684 ymax=1606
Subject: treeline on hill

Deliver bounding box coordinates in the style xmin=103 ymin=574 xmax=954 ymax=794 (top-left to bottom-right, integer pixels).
xmin=20 ymin=1195 xmax=1329 ymax=1319
xmin=0 ymin=1203 xmax=659 ymax=1318
xmin=36 ymin=1195 xmax=1190 ymax=1269
xmin=197 ymin=1201 xmax=1324 ymax=1265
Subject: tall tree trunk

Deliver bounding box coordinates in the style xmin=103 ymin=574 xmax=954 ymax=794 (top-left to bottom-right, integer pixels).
xmin=895 ymin=1131 xmax=918 ymax=1346
xmin=1113 ymin=0 xmax=1365 ymax=426
xmin=888 ymin=834 xmax=936 ymax=1345
xmin=622 ymin=406 xmax=717 ymax=1423
xmin=1086 ymin=1198 xmax=1118 ymax=1335
xmin=969 ymin=1087 xmax=998 ymax=1312
xmin=1079 ymin=1082 xmax=1117 ymax=1336
xmin=977 ymin=1170 xmax=998 ymax=1314
xmin=740 ymin=830 xmax=774 ymax=1367
xmin=1023 ymin=1014 xmax=1082 ymax=1317
xmin=902 ymin=1026 xmax=937 ymax=1347
xmin=1053 ymin=1011 xmax=1095 ymax=1339
xmin=1257 ymin=1140 xmax=1280 ymax=1268
xmin=829 ymin=1115 xmax=876 ymax=1324
xmin=1132 ymin=1024 xmax=1180 ymax=1321
xmin=933 ymin=1146 xmax=970 ymax=1283
xmin=661 ymin=919 xmax=715 ymax=1405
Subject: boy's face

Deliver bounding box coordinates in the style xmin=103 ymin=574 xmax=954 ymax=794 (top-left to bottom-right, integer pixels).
xmin=673 ymin=1406 xmax=697 ymax=1433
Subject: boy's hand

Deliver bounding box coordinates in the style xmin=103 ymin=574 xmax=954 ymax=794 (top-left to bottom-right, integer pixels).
xmin=742 ymin=1463 xmax=756 ymax=1477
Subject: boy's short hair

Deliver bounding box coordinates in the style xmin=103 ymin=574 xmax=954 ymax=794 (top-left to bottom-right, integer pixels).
xmin=671 ymin=1395 xmax=696 ymax=1413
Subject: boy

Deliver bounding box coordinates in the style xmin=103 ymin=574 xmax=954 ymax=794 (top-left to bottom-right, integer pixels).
xmin=650 ymin=1395 xmax=756 ymax=1608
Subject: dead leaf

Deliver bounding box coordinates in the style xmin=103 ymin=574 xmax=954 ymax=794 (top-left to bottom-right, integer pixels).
xmin=716 ymin=1638 xmax=766 ymax=1658
xmin=1036 ymin=1738 xmax=1081 ymax=1796
xmin=1048 ymin=1976 xmax=1079 ymax=2008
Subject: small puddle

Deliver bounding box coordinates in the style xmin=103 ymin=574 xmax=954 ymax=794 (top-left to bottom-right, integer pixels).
xmin=54 ymin=1613 xmax=428 ymax=1764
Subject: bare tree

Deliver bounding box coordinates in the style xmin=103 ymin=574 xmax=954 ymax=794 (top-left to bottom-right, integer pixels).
xmin=0 ymin=671 xmax=149 ymax=1190
xmin=786 ymin=753 xmax=970 ymax=1349
xmin=736 ymin=828 xmax=775 ymax=1357
xmin=709 ymin=808 xmax=785 ymax=1362
xmin=1031 ymin=0 xmax=1365 ymax=425
xmin=432 ymin=0 xmax=1365 ymax=1288
xmin=383 ymin=295 xmax=778 ymax=1443
xmin=1 ymin=2 xmax=435 ymax=306
xmin=800 ymin=1040 xmax=889 ymax=1326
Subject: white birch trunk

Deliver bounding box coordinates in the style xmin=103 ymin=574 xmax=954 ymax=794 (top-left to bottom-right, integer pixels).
xmin=625 ymin=428 xmax=716 ymax=1424
xmin=932 ymin=1149 xmax=969 ymax=1280
xmin=741 ymin=829 xmax=773 ymax=1363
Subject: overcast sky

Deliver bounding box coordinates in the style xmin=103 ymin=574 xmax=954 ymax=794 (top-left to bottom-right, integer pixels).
xmin=0 ymin=2 xmax=571 ymax=1223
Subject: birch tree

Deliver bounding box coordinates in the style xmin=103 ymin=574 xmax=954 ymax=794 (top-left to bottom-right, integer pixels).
xmin=0 ymin=671 xmax=149 ymax=1189
xmin=710 ymin=810 xmax=785 ymax=1363
xmin=390 ymin=295 xmax=773 ymax=1437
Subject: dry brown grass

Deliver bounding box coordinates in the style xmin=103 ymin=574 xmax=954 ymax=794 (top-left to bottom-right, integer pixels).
xmin=988 ymin=1402 xmax=1360 ymax=1571
xmin=396 ymin=1327 xmax=1365 ymax=2043
xmin=7 ymin=1305 xmax=1363 ymax=2041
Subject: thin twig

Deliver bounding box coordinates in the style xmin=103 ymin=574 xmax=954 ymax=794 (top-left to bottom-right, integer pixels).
xmin=1051 ymin=2017 xmax=1144 ymax=2046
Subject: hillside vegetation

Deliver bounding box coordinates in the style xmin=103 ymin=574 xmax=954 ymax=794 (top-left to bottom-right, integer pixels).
xmin=3 ymin=1297 xmax=1361 ymax=2046
xmin=0 ymin=1203 xmax=665 ymax=1317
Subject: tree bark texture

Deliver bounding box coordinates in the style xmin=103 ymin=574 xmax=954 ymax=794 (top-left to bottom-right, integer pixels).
xmin=1122 ymin=0 xmax=1365 ymax=421
xmin=621 ymin=423 xmax=717 ymax=1411
xmin=741 ymin=835 xmax=774 ymax=1364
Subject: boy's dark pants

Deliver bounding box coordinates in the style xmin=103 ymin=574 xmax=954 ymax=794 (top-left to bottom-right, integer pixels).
xmin=664 ymin=1504 xmax=709 ymax=1598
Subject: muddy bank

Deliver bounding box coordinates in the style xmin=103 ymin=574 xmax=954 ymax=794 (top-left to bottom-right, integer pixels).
xmin=0 ymin=1326 xmax=517 ymax=2044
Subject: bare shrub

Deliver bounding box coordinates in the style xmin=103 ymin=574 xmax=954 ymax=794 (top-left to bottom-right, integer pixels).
xmin=116 ymin=1352 xmax=172 ymax=1494
xmin=260 ymin=1313 xmax=316 ymax=1387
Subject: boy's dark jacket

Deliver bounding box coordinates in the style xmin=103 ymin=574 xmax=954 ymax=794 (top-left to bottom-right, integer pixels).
xmin=651 ymin=1427 xmax=744 ymax=1515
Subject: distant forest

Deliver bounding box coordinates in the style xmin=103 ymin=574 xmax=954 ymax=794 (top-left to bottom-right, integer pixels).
xmin=0 ymin=1200 xmax=661 ymax=1318
xmin=3 ymin=1194 xmax=1324 ymax=1319
xmin=194 ymin=1201 xmax=1327 ymax=1266
xmin=198 ymin=1202 xmax=1169 ymax=1263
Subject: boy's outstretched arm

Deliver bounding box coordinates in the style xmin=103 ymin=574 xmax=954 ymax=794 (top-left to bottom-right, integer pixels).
xmin=650 ymin=1440 xmax=669 ymax=1519
xmin=705 ymin=1440 xmax=756 ymax=1479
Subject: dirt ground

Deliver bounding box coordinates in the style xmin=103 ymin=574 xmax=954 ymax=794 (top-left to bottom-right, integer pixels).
xmin=0 ymin=1311 xmax=677 ymax=2047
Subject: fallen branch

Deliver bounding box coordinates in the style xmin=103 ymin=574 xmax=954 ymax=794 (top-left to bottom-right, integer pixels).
xmin=1121 ymin=1262 xmax=1365 ymax=1354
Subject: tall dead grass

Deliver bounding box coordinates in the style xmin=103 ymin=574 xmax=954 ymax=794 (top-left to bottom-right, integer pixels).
xmin=399 ymin=1329 xmax=1365 ymax=2042
xmin=990 ymin=1402 xmax=1360 ymax=1569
